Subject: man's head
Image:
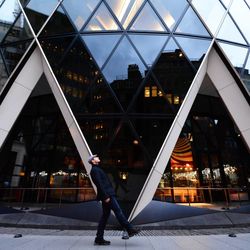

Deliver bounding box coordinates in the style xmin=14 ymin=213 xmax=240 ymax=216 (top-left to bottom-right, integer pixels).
xmin=88 ymin=154 xmax=100 ymax=165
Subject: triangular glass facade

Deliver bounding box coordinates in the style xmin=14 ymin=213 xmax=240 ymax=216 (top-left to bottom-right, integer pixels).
xmin=130 ymin=2 xmax=165 ymax=31
xmin=150 ymin=0 xmax=187 ymax=31
xmin=129 ymin=34 xmax=167 ymax=66
xmin=154 ymin=80 xmax=250 ymax=203
xmin=82 ymin=34 xmax=121 ymax=68
xmin=0 ymin=74 xmax=95 ymax=201
xmin=62 ymin=0 xmax=100 ymax=31
xmin=176 ymin=6 xmax=210 ymax=37
xmin=24 ymin=0 xmax=58 ymax=34
xmin=39 ymin=6 xmax=76 ymax=37
xmin=106 ymin=0 xmax=145 ymax=29
xmin=84 ymin=2 xmax=120 ymax=31
xmin=0 ymin=0 xmax=249 ymax=220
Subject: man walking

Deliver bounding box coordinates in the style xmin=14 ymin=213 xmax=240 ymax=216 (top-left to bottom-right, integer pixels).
xmin=89 ymin=154 xmax=140 ymax=245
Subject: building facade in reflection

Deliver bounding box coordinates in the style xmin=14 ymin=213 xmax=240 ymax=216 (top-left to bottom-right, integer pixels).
xmin=0 ymin=0 xmax=250 ymax=215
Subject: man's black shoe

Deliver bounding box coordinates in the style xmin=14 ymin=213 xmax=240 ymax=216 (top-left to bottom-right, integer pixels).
xmin=94 ymin=238 xmax=111 ymax=245
xmin=127 ymin=228 xmax=141 ymax=237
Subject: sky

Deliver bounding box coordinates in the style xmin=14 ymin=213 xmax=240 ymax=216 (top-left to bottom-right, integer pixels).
xmin=0 ymin=0 xmax=17 ymax=23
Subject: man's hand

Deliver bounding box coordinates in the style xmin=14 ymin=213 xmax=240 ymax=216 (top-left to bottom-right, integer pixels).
xmin=104 ymin=197 xmax=110 ymax=203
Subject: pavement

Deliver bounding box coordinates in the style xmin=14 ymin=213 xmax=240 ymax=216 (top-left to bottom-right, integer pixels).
xmin=0 ymin=227 xmax=250 ymax=250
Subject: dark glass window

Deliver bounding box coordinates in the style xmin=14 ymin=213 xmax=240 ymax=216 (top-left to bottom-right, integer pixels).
xmin=62 ymin=0 xmax=100 ymax=31
xmin=130 ymin=2 xmax=165 ymax=31
xmin=24 ymin=0 xmax=58 ymax=34
xmin=102 ymin=36 xmax=146 ymax=110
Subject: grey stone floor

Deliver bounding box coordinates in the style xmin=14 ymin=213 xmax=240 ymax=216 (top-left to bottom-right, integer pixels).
xmin=0 ymin=227 xmax=250 ymax=250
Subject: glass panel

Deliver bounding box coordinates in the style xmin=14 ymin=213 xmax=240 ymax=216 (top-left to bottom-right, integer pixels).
xmin=152 ymin=38 xmax=196 ymax=113
xmin=39 ymin=6 xmax=75 ymax=37
xmin=62 ymin=0 xmax=100 ymax=31
xmin=175 ymin=7 xmax=210 ymax=37
xmin=2 ymin=13 xmax=33 ymax=44
xmin=129 ymin=34 xmax=167 ymax=66
xmin=24 ymin=0 xmax=58 ymax=34
xmin=130 ymin=73 xmax=175 ymax=114
xmin=77 ymin=118 xmax=121 ymax=156
xmin=150 ymin=0 xmax=188 ymax=31
xmin=101 ymin=122 xmax=151 ymax=215
xmin=42 ymin=37 xmax=122 ymax=114
xmin=84 ymin=2 xmax=120 ymax=31
xmin=218 ymin=42 xmax=248 ymax=68
xmin=39 ymin=36 xmax=75 ymax=69
xmin=175 ymin=37 xmax=211 ymax=69
xmin=1 ymin=41 xmax=31 ymax=74
xmin=0 ymin=0 xmax=21 ymax=42
xmin=230 ymin=0 xmax=250 ymax=43
xmin=241 ymin=54 xmax=250 ymax=92
xmin=130 ymin=2 xmax=165 ymax=31
xmin=192 ymin=0 xmax=226 ymax=35
xmin=82 ymin=34 xmax=121 ymax=68
xmin=102 ymin=36 xmax=146 ymax=110
xmin=106 ymin=0 xmax=144 ymax=29
xmin=0 ymin=52 xmax=8 ymax=90
xmin=82 ymin=75 xmax=122 ymax=114
xmin=131 ymin=118 xmax=173 ymax=161
xmin=0 ymin=76 xmax=95 ymax=202
xmin=217 ymin=15 xmax=247 ymax=45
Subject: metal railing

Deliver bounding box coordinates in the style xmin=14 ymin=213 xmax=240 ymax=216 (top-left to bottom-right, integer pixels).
xmin=155 ymin=187 xmax=250 ymax=208
xmin=0 ymin=187 xmax=249 ymax=210
xmin=0 ymin=187 xmax=96 ymax=210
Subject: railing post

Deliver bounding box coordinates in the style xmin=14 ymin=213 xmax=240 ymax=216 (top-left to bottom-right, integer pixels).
xmin=224 ymin=188 xmax=229 ymax=209
xmin=187 ymin=188 xmax=190 ymax=206
xmin=43 ymin=188 xmax=48 ymax=210
xmin=59 ymin=189 xmax=63 ymax=208
xmin=208 ymin=188 xmax=213 ymax=203
xmin=20 ymin=188 xmax=25 ymax=210
xmin=36 ymin=188 xmax=40 ymax=203
xmin=237 ymin=188 xmax=242 ymax=207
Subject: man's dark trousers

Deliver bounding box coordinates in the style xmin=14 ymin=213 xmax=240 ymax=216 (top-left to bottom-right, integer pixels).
xmin=97 ymin=196 xmax=132 ymax=239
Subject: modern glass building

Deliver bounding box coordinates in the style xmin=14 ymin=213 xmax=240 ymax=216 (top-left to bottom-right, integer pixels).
xmin=0 ymin=0 xmax=250 ymax=222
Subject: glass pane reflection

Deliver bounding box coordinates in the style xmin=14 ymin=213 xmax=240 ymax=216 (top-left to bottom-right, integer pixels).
xmin=77 ymin=118 xmax=121 ymax=156
xmin=40 ymin=36 xmax=74 ymax=68
xmin=39 ymin=6 xmax=75 ymax=37
xmin=24 ymin=0 xmax=58 ymax=34
xmin=130 ymin=2 xmax=165 ymax=31
xmin=62 ymin=0 xmax=100 ymax=31
xmin=131 ymin=118 xmax=173 ymax=161
xmin=2 ymin=14 xmax=33 ymax=44
xmin=1 ymin=41 xmax=31 ymax=74
xmin=129 ymin=34 xmax=167 ymax=66
xmin=150 ymin=0 xmax=187 ymax=31
xmin=152 ymin=38 xmax=196 ymax=113
xmin=82 ymin=34 xmax=121 ymax=68
xmin=176 ymin=37 xmax=211 ymax=69
xmin=230 ymin=0 xmax=250 ymax=43
xmin=130 ymin=73 xmax=175 ymax=114
xmin=0 ymin=0 xmax=21 ymax=42
xmin=106 ymin=0 xmax=144 ymax=29
xmin=217 ymin=15 xmax=247 ymax=45
xmin=102 ymin=122 xmax=151 ymax=215
xmin=192 ymin=0 xmax=226 ymax=35
xmin=218 ymin=42 xmax=248 ymax=68
xmin=176 ymin=7 xmax=210 ymax=37
xmin=85 ymin=3 xmax=120 ymax=31
xmin=102 ymin=36 xmax=146 ymax=109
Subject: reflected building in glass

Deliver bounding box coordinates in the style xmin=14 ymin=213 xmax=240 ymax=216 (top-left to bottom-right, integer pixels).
xmin=0 ymin=0 xmax=250 ymax=222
